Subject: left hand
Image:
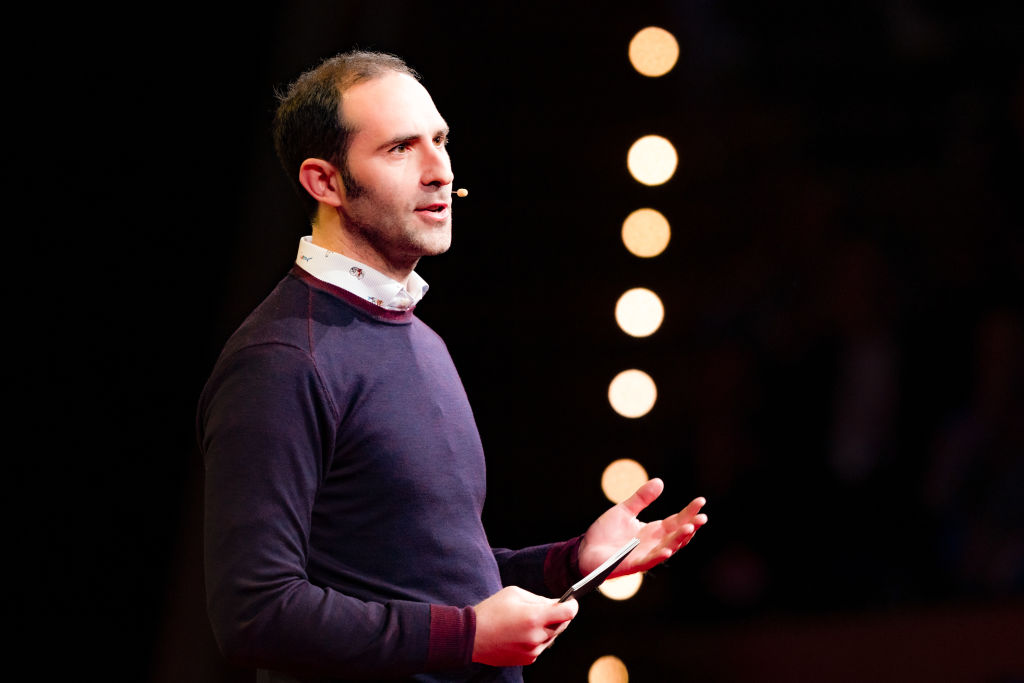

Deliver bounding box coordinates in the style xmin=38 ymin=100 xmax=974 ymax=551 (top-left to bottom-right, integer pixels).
xmin=578 ymin=478 xmax=707 ymax=579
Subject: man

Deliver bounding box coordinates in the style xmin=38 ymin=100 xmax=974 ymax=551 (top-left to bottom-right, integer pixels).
xmin=198 ymin=51 xmax=707 ymax=682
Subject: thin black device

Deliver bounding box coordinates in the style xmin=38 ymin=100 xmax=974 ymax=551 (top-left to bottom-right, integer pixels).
xmin=558 ymin=537 xmax=640 ymax=602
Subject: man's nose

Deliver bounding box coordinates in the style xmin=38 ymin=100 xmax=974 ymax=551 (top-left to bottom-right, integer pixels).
xmin=422 ymin=146 xmax=453 ymax=188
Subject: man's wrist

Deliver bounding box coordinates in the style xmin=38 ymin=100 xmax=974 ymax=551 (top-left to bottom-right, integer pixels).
xmin=427 ymin=604 xmax=475 ymax=670
xmin=542 ymin=535 xmax=585 ymax=596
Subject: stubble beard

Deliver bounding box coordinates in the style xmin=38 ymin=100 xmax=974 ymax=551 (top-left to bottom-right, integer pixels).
xmin=337 ymin=167 xmax=452 ymax=275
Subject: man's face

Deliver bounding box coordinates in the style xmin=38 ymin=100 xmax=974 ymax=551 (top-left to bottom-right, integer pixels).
xmin=336 ymin=72 xmax=454 ymax=275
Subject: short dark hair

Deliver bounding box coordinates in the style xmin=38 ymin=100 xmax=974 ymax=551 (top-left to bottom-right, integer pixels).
xmin=272 ymin=51 xmax=419 ymax=219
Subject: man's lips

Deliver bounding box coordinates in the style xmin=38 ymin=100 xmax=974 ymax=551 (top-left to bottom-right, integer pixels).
xmin=414 ymin=202 xmax=450 ymax=218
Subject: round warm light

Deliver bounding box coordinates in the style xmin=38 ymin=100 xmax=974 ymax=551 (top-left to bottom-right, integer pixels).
xmin=627 ymin=135 xmax=677 ymax=186
xmin=615 ymin=287 xmax=664 ymax=337
xmin=621 ymin=208 xmax=671 ymax=258
xmin=608 ymin=369 xmax=657 ymax=418
xmin=598 ymin=572 xmax=644 ymax=601
xmin=589 ymin=655 xmax=629 ymax=683
xmin=601 ymin=458 xmax=649 ymax=504
xmin=628 ymin=26 xmax=680 ymax=77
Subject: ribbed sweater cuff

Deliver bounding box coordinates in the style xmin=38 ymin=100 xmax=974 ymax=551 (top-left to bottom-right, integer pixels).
xmin=427 ymin=604 xmax=475 ymax=670
xmin=543 ymin=535 xmax=584 ymax=596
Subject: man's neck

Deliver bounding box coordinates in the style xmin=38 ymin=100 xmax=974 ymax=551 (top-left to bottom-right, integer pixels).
xmin=311 ymin=218 xmax=415 ymax=289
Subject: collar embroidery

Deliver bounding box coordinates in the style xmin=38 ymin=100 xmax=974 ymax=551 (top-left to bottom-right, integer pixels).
xmin=294 ymin=236 xmax=429 ymax=311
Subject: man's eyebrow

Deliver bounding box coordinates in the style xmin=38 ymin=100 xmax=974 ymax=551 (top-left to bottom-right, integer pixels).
xmin=380 ymin=127 xmax=450 ymax=150
xmin=379 ymin=134 xmax=417 ymax=150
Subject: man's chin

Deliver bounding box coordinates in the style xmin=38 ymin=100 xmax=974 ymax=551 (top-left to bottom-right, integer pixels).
xmin=419 ymin=227 xmax=452 ymax=256
xmin=423 ymin=241 xmax=452 ymax=257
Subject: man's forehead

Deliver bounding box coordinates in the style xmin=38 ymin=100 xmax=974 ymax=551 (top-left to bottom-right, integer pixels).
xmin=341 ymin=72 xmax=446 ymax=139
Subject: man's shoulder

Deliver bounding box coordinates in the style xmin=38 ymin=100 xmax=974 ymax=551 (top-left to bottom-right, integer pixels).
xmin=222 ymin=270 xmax=418 ymax=358
xmin=218 ymin=269 xmax=450 ymax=367
xmin=225 ymin=272 xmax=315 ymax=350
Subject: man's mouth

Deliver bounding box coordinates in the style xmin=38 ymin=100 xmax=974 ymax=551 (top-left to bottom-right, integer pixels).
xmin=417 ymin=203 xmax=447 ymax=212
xmin=415 ymin=203 xmax=450 ymax=216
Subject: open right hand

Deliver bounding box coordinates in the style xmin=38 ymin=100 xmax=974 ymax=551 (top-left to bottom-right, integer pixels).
xmin=471 ymin=586 xmax=579 ymax=666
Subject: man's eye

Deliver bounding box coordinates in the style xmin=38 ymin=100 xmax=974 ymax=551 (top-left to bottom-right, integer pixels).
xmin=434 ymin=135 xmax=448 ymax=147
xmin=391 ymin=143 xmax=410 ymax=153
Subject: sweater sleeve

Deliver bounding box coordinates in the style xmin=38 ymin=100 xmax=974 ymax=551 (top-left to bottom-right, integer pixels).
xmin=492 ymin=536 xmax=584 ymax=598
xmin=198 ymin=343 xmax=473 ymax=678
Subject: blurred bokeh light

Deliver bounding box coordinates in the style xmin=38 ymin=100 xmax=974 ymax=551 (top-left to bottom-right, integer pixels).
xmin=601 ymin=458 xmax=649 ymax=503
xmin=621 ymin=208 xmax=671 ymax=258
xmin=615 ymin=287 xmax=665 ymax=337
xmin=598 ymin=572 xmax=644 ymax=601
xmin=589 ymin=655 xmax=629 ymax=683
xmin=607 ymin=369 xmax=658 ymax=418
xmin=628 ymin=26 xmax=679 ymax=77
xmin=627 ymin=135 xmax=678 ymax=185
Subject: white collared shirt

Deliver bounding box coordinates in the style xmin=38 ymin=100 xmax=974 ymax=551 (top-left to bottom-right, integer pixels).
xmin=294 ymin=236 xmax=429 ymax=311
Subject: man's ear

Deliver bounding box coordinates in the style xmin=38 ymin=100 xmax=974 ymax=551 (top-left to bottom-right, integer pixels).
xmin=298 ymin=158 xmax=344 ymax=207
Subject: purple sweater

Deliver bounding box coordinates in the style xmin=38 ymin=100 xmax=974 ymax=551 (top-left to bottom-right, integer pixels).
xmin=198 ymin=267 xmax=580 ymax=682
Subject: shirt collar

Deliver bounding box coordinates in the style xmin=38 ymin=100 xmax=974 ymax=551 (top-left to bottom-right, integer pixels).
xmin=294 ymin=236 xmax=429 ymax=311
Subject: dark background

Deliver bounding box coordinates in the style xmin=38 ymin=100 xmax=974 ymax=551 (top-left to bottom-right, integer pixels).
xmin=14 ymin=1 xmax=1023 ymax=681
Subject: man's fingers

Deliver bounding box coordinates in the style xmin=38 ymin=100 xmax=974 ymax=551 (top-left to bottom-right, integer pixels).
xmin=542 ymin=601 xmax=576 ymax=650
xmin=632 ymin=518 xmax=706 ymax=571
xmin=658 ymin=498 xmax=706 ymax=535
xmin=685 ymin=496 xmax=707 ymax=517
xmin=660 ymin=498 xmax=707 ymax=536
xmin=546 ymin=597 xmax=578 ymax=626
xmin=542 ymin=619 xmax=571 ymax=650
xmin=619 ymin=478 xmax=665 ymax=517
xmin=544 ymin=619 xmax=571 ymax=637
